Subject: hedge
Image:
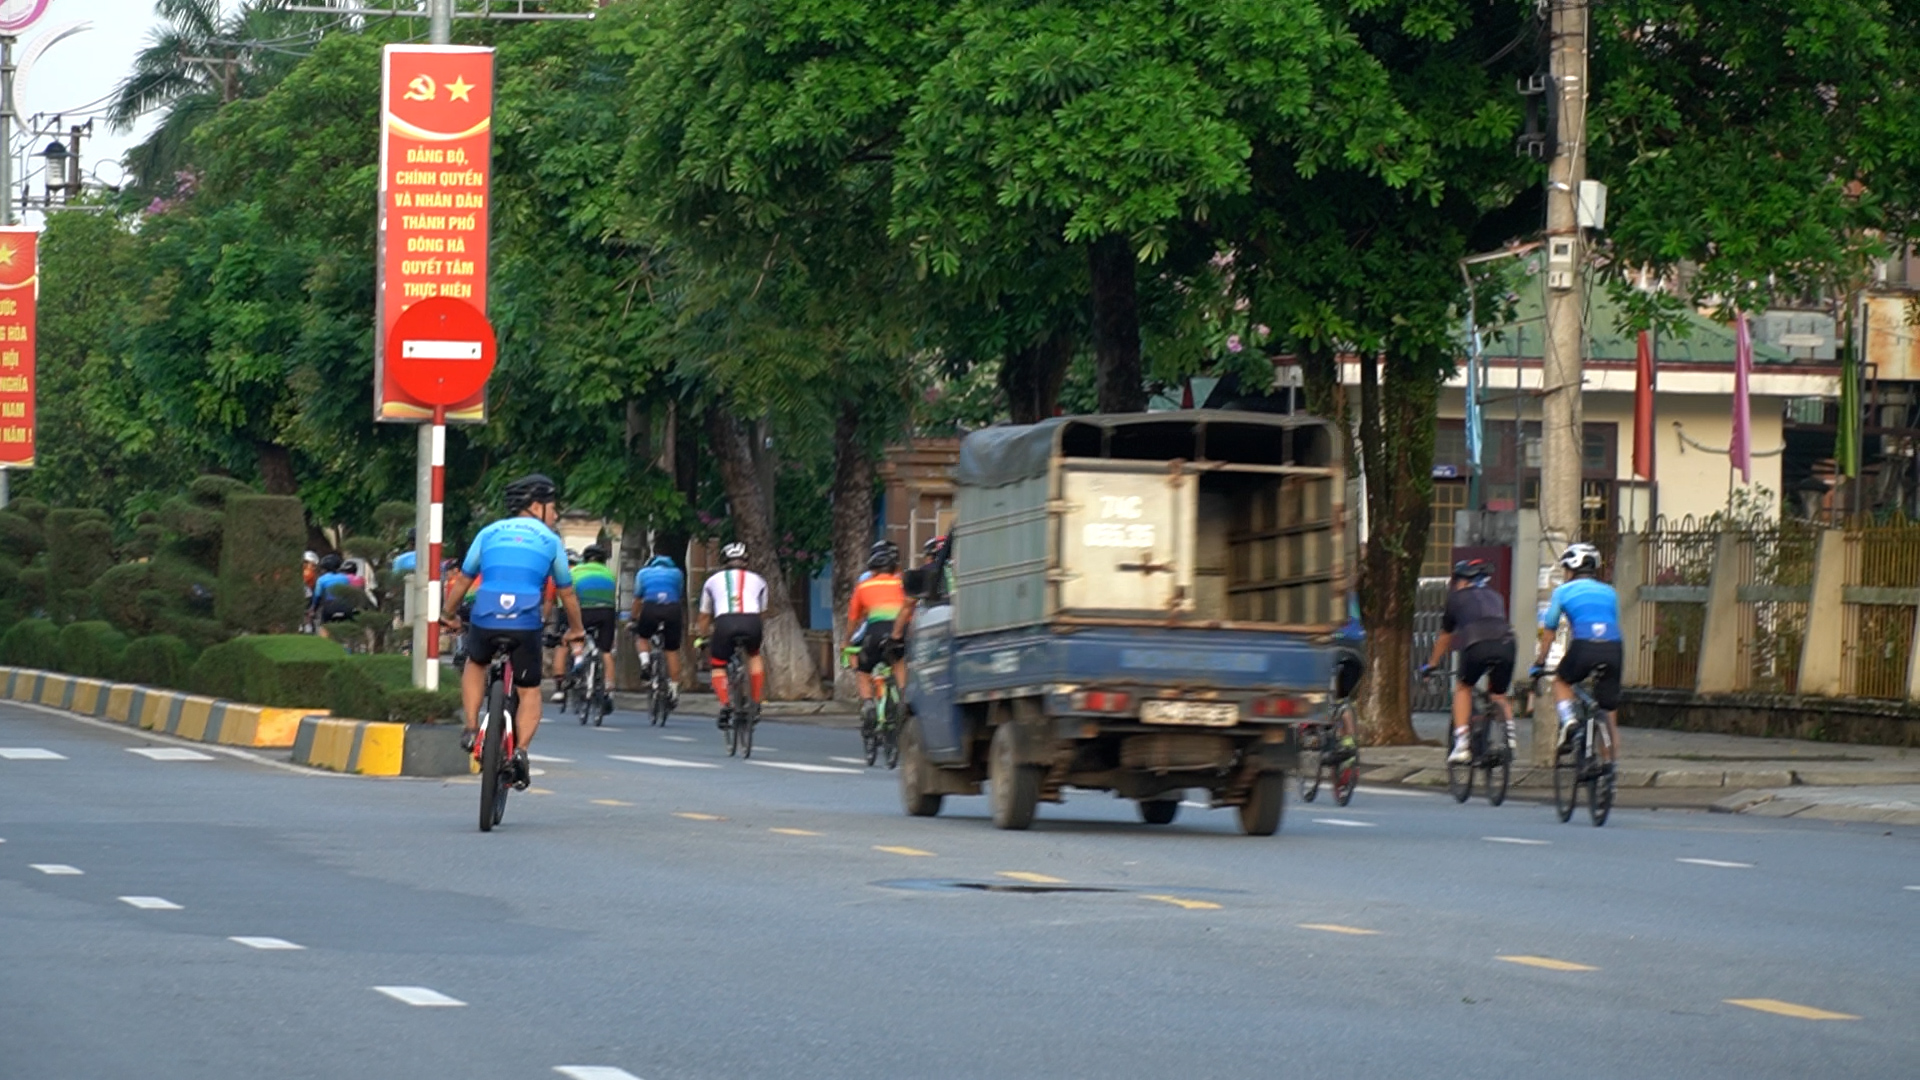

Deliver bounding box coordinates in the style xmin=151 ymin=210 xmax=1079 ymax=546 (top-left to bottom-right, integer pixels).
xmin=189 ymin=634 xmax=347 ymax=707
xmin=56 ymin=621 xmax=129 ymax=679
xmin=0 ymin=618 xmax=58 ymax=670
xmin=325 ymin=654 xmax=460 ymax=724
xmin=217 ymin=495 xmax=306 ymax=634
xmin=118 ymin=635 xmax=194 ymax=690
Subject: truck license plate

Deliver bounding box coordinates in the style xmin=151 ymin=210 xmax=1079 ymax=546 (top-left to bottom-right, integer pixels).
xmin=1140 ymin=700 xmax=1239 ymax=727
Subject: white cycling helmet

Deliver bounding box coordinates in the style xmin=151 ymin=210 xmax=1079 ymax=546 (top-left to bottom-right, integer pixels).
xmin=1558 ymin=542 xmax=1602 ymax=575
xmin=721 ymin=541 xmax=748 ymax=562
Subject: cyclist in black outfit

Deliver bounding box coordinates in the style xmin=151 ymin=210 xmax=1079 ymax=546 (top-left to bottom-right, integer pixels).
xmin=1421 ymin=559 xmax=1516 ymax=764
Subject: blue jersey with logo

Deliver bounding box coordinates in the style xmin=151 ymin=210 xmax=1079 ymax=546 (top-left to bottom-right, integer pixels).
xmin=311 ymin=571 xmax=354 ymax=608
xmin=1541 ymin=578 xmax=1621 ymax=642
xmin=392 ymin=551 xmax=417 ymax=573
xmin=461 ymin=517 xmax=571 ymax=630
xmin=635 ymin=561 xmax=684 ymax=605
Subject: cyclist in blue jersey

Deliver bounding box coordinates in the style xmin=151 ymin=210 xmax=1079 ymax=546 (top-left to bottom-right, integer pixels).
xmin=440 ymin=475 xmax=585 ymax=784
xmin=632 ymin=554 xmax=686 ymax=706
xmin=1530 ymin=542 xmax=1623 ymax=764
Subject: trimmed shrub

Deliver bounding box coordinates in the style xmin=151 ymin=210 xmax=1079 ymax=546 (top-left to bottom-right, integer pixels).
xmin=189 ymin=634 xmax=346 ymax=707
xmin=0 ymin=509 xmax=45 ymax=560
xmin=57 ymin=621 xmax=129 ymax=679
xmin=324 ymin=654 xmax=458 ymax=723
xmin=7 ymin=497 xmax=46 ymax=523
xmin=217 ymin=495 xmax=306 ymax=634
xmin=0 ymin=618 xmax=59 ymax=669
xmin=45 ymin=509 xmax=115 ymax=621
xmin=119 ymin=635 xmax=194 ymax=689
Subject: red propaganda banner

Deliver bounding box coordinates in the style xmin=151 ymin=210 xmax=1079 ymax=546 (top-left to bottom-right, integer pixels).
xmin=375 ymin=44 xmax=494 ymax=423
xmin=0 ymin=227 xmax=36 ymax=467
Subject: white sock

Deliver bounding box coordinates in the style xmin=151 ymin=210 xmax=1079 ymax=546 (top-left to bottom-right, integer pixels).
xmin=1556 ymin=699 xmax=1576 ymax=725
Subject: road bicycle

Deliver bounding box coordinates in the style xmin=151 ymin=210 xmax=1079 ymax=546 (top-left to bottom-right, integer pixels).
xmin=470 ymin=633 xmax=524 ymax=833
xmin=1443 ymin=675 xmax=1513 ymax=807
xmin=568 ymin=633 xmax=609 ymax=727
xmin=1552 ymin=670 xmax=1616 ymax=826
xmin=645 ymin=625 xmax=674 ymax=727
xmin=1297 ymin=695 xmax=1359 ymax=806
xmin=846 ymin=640 xmax=905 ymax=770
xmin=717 ymin=632 xmax=760 ymax=758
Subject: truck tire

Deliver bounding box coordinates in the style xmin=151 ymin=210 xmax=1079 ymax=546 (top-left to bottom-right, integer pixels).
xmin=1138 ymin=797 xmax=1180 ymax=825
xmin=898 ymin=719 xmax=944 ymax=818
xmin=989 ymin=723 xmax=1040 ymax=830
xmin=1237 ymin=772 xmax=1285 ymax=837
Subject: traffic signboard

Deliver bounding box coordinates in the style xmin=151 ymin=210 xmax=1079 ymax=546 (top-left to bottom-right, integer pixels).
xmin=385 ymin=296 xmax=496 ymax=409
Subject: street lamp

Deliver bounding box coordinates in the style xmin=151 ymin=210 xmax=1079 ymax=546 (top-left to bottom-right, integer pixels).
xmin=37 ymin=134 xmax=62 ymax=201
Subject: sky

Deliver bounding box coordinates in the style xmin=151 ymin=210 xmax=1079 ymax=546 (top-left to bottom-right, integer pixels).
xmin=8 ymin=0 xmax=166 ymax=196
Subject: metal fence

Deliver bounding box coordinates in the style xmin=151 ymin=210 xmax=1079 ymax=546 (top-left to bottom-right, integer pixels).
xmin=1841 ymin=519 xmax=1920 ymax=699
xmin=1637 ymin=517 xmax=1717 ymax=690
xmin=1411 ymin=578 xmax=1451 ymax=712
xmin=1735 ymin=524 xmax=1817 ymax=694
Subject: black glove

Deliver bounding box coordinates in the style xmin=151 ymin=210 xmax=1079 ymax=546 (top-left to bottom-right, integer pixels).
xmin=1417 ymin=663 xmax=1435 ymax=679
xmin=1528 ymin=663 xmax=1547 ymax=680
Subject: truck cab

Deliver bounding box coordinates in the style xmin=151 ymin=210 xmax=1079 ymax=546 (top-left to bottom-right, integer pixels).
xmin=899 ymin=411 xmax=1351 ymax=836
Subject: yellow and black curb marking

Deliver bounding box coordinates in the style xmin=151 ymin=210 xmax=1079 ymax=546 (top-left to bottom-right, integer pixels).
xmin=0 ymin=665 xmax=466 ymax=777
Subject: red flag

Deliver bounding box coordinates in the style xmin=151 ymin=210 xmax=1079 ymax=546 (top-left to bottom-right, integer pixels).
xmin=1632 ymin=330 xmax=1655 ymax=480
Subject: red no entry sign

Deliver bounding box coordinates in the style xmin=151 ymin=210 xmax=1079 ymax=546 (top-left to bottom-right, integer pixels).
xmin=385 ymin=296 xmax=497 ymax=409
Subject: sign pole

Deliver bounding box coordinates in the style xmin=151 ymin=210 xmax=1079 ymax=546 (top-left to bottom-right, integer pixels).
xmin=425 ymin=406 xmax=446 ymax=688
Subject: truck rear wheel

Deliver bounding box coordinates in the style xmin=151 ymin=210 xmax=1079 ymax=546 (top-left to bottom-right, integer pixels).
xmin=988 ymin=723 xmax=1040 ymax=830
xmin=1138 ymin=797 xmax=1180 ymax=825
xmin=898 ymin=719 xmax=943 ymax=818
xmin=1237 ymin=772 xmax=1285 ymax=836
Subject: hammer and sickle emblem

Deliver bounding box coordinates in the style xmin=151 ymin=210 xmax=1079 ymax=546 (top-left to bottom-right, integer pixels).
xmin=404 ymin=75 xmax=436 ymax=102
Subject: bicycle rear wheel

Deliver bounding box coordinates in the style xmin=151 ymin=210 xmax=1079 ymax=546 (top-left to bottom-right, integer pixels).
xmin=1553 ymin=734 xmax=1579 ymax=823
xmin=1485 ymin=755 xmax=1510 ymax=807
xmin=1447 ymin=729 xmax=1473 ymax=804
xmin=650 ymin=674 xmax=670 ymax=727
xmin=1297 ymin=725 xmax=1323 ymax=802
xmin=739 ymin=700 xmax=757 ymax=759
xmin=882 ymin=693 xmax=902 ymax=770
xmin=724 ymin=655 xmax=745 ymax=756
xmin=1587 ymin=723 xmax=1614 ymax=826
xmin=1330 ymin=703 xmax=1358 ymax=806
xmin=479 ymin=677 xmax=507 ymax=832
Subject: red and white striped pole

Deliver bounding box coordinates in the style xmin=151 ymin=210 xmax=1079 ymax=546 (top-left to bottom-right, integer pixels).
xmin=423 ymin=408 xmax=447 ymax=689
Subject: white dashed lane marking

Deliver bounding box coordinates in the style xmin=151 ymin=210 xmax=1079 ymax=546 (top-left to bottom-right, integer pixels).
xmin=1180 ymin=800 xmax=1212 ymax=809
xmin=31 ymin=864 xmax=82 ymax=875
xmin=830 ymin=757 xmax=869 ymax=766
xmin=1483 ymin=836 xmax=1552 ymax=846
xmin=1677 ymin=858 xmax=1753 ymax=869
xmin=1354 ymin=785 xmax=1434 ymax=798
xmin=1312 ymin=818 xmax=1375 ymax=828
xmin=119 ymin=896 xmax=183 ymax=910
xmin=555 ymin=1068 xmax=643 ymax=1080
xmin=127 ymin=747 xmax=215 ymax=761
xmin=748 ymin=761 xmax=862 ymax=775
xmin=659 ymin=735 xmax=695 ymax=743
xmin=230 ymin=936 xmax=305 ymax=950
xmin=373 ymin=986 xmax=466 ymax=1007
xmin=528 ymin=754 xmax=572 ymax=763
xmin=608 ymin=755 xmax=719 ymax=769
xmin=0 ymin=748 xmax=67 ymax=760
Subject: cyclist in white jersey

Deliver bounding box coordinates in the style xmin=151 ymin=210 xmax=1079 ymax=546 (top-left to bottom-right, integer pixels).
xmin=695 ymin=542 xmax=769 ymax=730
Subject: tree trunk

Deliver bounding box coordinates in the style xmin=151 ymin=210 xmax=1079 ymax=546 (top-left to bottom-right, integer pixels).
xmin=255 ymin=442 xmax=297 ymax=496
xmin=829 ymin=397 xmax=876 ymax=701
xmin=615 ymin=399 xmax=653 ymax=691
xmin=706 ymin=403 xmax=822 ymax=699
xmin=1348 ymin=350 xmax=1440 ymax=747
xmin=1001 ymin=328 xmax=1075 ymax=424
xmin=1088 ymin=234 xmax=1144 ymax=414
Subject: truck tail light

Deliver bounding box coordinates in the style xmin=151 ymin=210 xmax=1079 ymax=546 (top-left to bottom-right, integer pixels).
xmin=1250 ymin=695 xmax=1303 ymax=718
xmin=1072 ymin=690 xmax=1133 ymax=713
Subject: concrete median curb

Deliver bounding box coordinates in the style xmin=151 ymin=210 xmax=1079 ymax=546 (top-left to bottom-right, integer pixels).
xmin=288 ymin=715 xmax=468 ymax=777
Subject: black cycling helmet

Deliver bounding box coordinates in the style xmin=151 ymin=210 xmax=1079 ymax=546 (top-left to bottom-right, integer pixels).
xmin=503 ymin=473 xmax=558 ymax=514
xmin=867 ymin=539 xmax=901 ymax=571
xmin=1451 ymin=558 xmax=1491 ymax=581
xmin=922 ymin=534 xmax=949 ymax=560
xmin=319 ymin=553 xmax=343 ymax=573
xmin=582 ymin=544 xmax=607 ymax=563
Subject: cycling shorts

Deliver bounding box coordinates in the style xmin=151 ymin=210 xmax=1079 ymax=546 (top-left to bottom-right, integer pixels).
xmin=855 ymin=620 xmax=902 ymax=673
xmin=581 ymin=608 xmax=617 ymax=654
xmin=636 ymin=602 xmax=684 ymax=651
xmin=464 ymin=627 xmax=544 ymax=688
xmin=1457 ymin=639 xmax=1515 ymax=694
xmin=709 ymin=613 xmax=763 ymax=663
xmin=1558 ymin=639 xmax=1623 ymax=710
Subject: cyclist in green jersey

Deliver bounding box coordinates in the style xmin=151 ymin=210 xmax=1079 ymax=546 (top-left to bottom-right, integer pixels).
xmin=570 ymin=545 xmax=620 ymax=709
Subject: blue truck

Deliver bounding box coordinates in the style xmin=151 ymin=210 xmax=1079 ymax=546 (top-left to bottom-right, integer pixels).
xmin=898 ymin=411 xmax=1353 ymax=836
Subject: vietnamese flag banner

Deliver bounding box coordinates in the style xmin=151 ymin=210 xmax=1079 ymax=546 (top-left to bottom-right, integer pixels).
xmin=375 ymin=44 xmax=494 ymax=423
xmin=0 ymin=227 xmax=36 ymax=467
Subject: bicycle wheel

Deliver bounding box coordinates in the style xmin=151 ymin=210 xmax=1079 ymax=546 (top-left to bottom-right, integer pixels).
xmin=479 ymin=676 xmax=507 ymax=832
xmin=650 ymin=673 xmax=670 ymax=727
xmin=1333 ymin=751 xmax=1359 ymax=807
xmin=1587 ymin=722 xmax=1614 ymax=826
xmin=724 ymin=655 xmax=745 ymax=756
xmin=861 ymin=703 xmax=880 ymax=766
xmin=882 ymin=691 xmax=902 ymax=770
xmin=1485 ymin=755 xmax=1510 ymax=807
xmin=1297 ymin=725 xmax=1323 ymax=802
xmin=1553 ymin=733 xmax=1580 ymax=823
xmin=739 ymin=698 xmax=757 ymax=759
xmin=1331 ymin=703 xmax=1359 ymax=807
xmin=1447 ymin=728 xmax=1473 ymax=804
xmin=589 ymin=662 xmax=606 ymax=726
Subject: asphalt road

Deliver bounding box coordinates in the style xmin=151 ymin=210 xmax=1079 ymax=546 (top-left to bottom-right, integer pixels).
xmin=3 ymin=698 xmax=1915 ymax=1080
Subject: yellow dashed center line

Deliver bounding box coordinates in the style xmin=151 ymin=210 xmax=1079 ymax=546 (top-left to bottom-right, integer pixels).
xmin=590 ymin=799 xmax=634 ymax=807
xmin=673 ymin=812 xmax=725 ymax=821
xmin=1298 ymin=923 xmax=1380 ymax=936
xmin=770 ymin=828 xmax=821 ymax=837
xmin=873 ymin=845 xmax=935 ymax=857
xmin=1142 ymin=894 xmax=1221 ymax=911
xmin=1497 ymin=955 xmax=1597 ymax=972
xmin=998 ymin=871 xmax=1068 ymax=884
xmin=1725 ymin=998 xmax=1859 ymax=1021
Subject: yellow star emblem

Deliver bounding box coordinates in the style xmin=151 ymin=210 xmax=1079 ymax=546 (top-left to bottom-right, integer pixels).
xmin=0 ymin=245 xmax=13 ymax=268
xmin=447 ymin=76 xmax=474 ymax=103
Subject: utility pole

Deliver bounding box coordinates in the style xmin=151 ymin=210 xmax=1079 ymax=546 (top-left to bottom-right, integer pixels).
xmin=409 ymin=0 xmax=455 ymax=686
xmin=1535 ymin=0 xmax=1590 ymax=765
